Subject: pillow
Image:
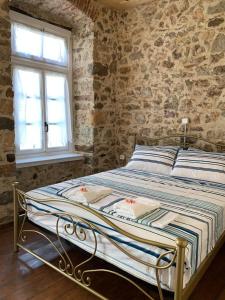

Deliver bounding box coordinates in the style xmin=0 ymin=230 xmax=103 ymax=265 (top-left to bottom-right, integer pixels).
xmin=171 ymin=149 xmax=225 ymax=184
xmin=126 ymin=145 xmax=179 ymax=175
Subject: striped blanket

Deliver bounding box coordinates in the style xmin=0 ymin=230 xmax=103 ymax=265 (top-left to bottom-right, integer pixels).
xmin=26 ymin=167 xmax=225 ymax=291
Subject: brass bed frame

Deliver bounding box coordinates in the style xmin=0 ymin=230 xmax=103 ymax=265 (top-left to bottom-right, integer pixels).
xmin=13 ymin=134 xmax=225 ymax=300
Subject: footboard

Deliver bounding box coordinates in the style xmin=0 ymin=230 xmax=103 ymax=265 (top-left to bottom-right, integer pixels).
xmin=12 ymin=182 xmax=187 ymax=300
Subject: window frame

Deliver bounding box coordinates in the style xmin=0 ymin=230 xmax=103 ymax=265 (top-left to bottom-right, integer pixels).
xmin=10 ymin=11 xmax=73 ymax=158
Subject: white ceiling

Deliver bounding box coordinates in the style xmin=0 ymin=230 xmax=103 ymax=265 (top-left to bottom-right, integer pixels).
xmin=97 ymin=0 xmax=153 ymax=9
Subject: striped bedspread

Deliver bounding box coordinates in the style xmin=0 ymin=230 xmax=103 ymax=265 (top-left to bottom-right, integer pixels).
xmin=26 ymin=167 xmax=225 ymax=291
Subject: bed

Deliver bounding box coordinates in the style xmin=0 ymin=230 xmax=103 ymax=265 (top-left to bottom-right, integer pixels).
xmin=13 ymin=134 xmax=225 ymax=300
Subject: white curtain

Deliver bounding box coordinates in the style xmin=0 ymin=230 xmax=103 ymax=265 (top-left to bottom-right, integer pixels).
xmin=45 ymin=72 xmax=68 ymax=148
xmin=43 ymin=32 xmax=67 ymax=65
xmin=12 ymin=22 xmax=42 ymax=58
xmin=13 ymin=67 xmax=43 ymax=151
xmin=12 ymin=22 xmax=68 ymax=65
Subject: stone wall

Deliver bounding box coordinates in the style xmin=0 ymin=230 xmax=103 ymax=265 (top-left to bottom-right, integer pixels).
xmin=0 ymin=0 xmax=16 ymax=224
xmin=16 ymin=160 xmax=84 ymax=192
xmin=73 ymin=7 xmax=117 ymax=173
xmin=114 ymin=0 xmax=225 ymax=162
xmin=92 ymin=8 xmax=117 ymax=172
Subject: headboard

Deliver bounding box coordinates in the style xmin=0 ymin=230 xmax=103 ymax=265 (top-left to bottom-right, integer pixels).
xmin=134 ymin=134 xmax=225 ymax=153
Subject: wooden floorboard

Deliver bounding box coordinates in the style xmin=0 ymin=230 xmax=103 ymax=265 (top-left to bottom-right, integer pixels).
xmin=0 ymin=222 xmax=225 ymax=300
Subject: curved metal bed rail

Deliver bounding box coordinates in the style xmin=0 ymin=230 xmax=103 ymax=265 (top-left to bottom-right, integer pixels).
xmin=13 ymin=183 xmax=187 ymax=300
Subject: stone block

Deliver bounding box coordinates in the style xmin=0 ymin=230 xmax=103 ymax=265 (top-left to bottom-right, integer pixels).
xmin=93 ymin=62 xmax=108 ymax=76
xmin=212 ymin=33 xmax=225 ymax=53
xmin=0 ymin=117 xmax=14 ymax=130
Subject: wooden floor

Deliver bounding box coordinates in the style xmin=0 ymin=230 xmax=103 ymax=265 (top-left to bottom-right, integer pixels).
xmin=0 ymin=222 xmax=225 ymax=300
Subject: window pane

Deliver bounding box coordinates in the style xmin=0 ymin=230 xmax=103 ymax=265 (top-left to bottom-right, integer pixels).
xmin=48 ymin=124 xmax=67 ymax=148
xmin=13 ymin=67 xmax=43 ymax=151
xmin=45 ymin=73 xmax=68 ymax=148
xmin=12 ymin=22 xmax=68 ymax=65
xmin=12 ymin=23 xmax=42 ymax=58
xmin=43 ymin=33 xmax=67 ymax=65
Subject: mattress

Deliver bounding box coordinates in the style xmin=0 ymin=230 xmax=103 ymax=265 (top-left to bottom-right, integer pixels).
xmin=26 ymin=167 xmax=225 ymax=291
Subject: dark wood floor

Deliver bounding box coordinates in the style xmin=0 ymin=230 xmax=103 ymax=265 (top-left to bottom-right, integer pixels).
xmin=0 ymin=222 xmax=225 ymax=300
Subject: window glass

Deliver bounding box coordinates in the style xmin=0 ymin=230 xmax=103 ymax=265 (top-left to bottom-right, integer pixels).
xmin=45 ymin=73 xmax=68 ymax=148
xmin=13 ymin=67 xmax=43 ymax=151
xmin=43 ymin=33 xmax=67 ymax=65
xmin=12 ymin=23 xmax=68 ymax=65
xmin=12 ymin=23 xmax=42 ymax=58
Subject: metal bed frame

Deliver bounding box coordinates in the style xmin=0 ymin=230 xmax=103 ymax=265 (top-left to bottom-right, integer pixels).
xmin=13 ymin=134 xmax=225 ymax=300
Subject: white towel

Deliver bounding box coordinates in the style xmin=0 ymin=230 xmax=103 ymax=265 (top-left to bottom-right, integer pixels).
xmin=151 ymin=212 xmax=178 ymax=229
xmin=113 ymin=197 xmax=160 ymax=219
xmin=63 ymin=185 xmax=112 ymax=204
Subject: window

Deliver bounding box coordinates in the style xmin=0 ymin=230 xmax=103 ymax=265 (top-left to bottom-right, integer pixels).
xmin=11 ymin=11 xmax=73 ymax=157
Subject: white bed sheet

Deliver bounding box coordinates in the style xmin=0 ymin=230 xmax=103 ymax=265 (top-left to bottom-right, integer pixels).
xmin=26 ymin=168 xmax=225 ymax=291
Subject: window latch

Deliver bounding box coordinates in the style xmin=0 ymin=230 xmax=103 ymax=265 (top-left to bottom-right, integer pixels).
xmin=44 ymin=122 xmax=49 ymax=133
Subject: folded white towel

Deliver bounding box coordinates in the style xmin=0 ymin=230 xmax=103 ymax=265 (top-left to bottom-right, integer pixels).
xmin=151 ymin=212 xmax=178 ymax=229
xmin=113 ymin=197 xmax=160 ymax=219
xmin=63 ymin=185 xmax=112 ymax=204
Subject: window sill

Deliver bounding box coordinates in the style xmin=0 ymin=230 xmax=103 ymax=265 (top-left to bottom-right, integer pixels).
xmin=16 ymin=153 xmax=84 ymax=169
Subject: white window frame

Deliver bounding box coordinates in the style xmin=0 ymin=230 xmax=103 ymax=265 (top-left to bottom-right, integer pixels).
xmin=10 ymin=11 xmax=74 ymax=158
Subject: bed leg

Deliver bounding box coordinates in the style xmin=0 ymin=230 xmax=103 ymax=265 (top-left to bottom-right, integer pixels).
xmin=12 ymin=182 xmax=19 ymax=253
xmin=174 ymin=238 xmax=188 ymax=300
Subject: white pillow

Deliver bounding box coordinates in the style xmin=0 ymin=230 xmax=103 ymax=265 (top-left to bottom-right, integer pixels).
xmin=126 ymin=145 xmax=179 ymax=175
xmin=171 ymin=149 xmax=225 ymax=184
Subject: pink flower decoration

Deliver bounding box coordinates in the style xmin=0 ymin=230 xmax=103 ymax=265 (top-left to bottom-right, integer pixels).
xmin=125 ymin=198 xmax=136 ymax=204
xmin=80 ymin=187 xmax=87 ymax=192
